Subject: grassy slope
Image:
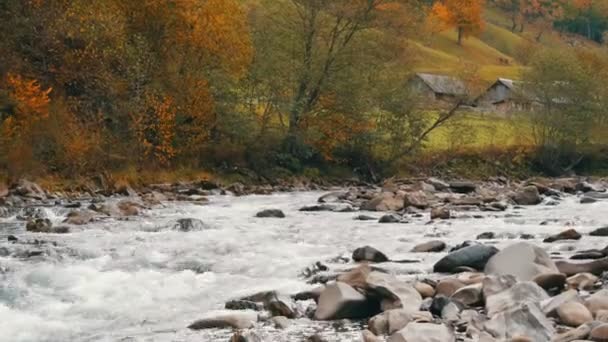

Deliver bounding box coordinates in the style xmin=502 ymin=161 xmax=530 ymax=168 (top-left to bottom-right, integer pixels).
xmin=415 ymin=8 xmax=607 ymax=151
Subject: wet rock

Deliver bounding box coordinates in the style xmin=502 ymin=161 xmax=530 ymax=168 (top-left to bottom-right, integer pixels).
xmin=229 ymin=331 xmax=262 ymax=342
xmin=265 ymin=293 xmax=296 ymax=318
xmin=225 ymin=300 xmax=262 ymax=311
xmin=362 ymin=329 xmax=383 ymax=342
xmin=571 ymin=250 xmax=606 ymax=260
xmin=378 ymin=214 xmax=401 ymax=223
xmin=300 ymin=204 xmax=353 ymax=212
xmin=362 ymin=193 xmax=404 ymax=212
xmin=590 ymin=227 xmax=608 ymax=237
xmin=116 ymin=200 xmax=142 ymax=216
xmin=551 ymin=323 xmax=592 ymax=342
xmin=7 ymin=235 xmax=18 ymax=242
xmin=533 ymin=272 xmax=567 ymax=293
xmin=352 ymin=246 xmax=389 ymax=263
xmin=557 ymin=257 xmax=608 ymax=276
xmin=388 ymin=322 xmax=455 ymax=342
xmin=354 ymin=214 xmax=378 ymax=221
xmin=270 ymin=316 xmax=291 ymax=329
xmin=485 ymin=281 xmax=548 ymax=317
xmin=292 ymin=286 xmax=324 ymax=302
xmin=451 ymin=283 xmax=483 ymax=307
xmin=590 ymin=323 xmax=608 ymax=342
xmin=64 ymin=210 xmax=95 ymax=225
xmin=403 ymin=191 xmax=429 ymax=209
xmin=411 ymin=240 xmax=446 ymax=253
xmin=449 ymin=182 xmax=477 ymax=194
xmin=318 ymin=191 xmax=346 ymax=203
xmin=577 ymin=181 xmax=604 ymax=193
xmin=314 ymin=282 xmax=379 ymax=320
xmin=255 ymin=209 xmax=285 ymax=218
xmin=557 ymin=301 xmax=593 ymax=327
xmin=541 ymin=289 xmax=579 ymax=317
xmin=415 ymin=282 xmax=435 ymax=298
xmin=187 ymin=310 xmax=258 ymax=330
xmin=25 ymin=218 xmax=52 ymax=233
xmin=11 ymin=179 xmax=46 ymax=199
xmin=368 ymin=309 xmax=433 ymax=335
xmin=484 ymin=242 xmax=558 ymax=281
xmin=476 ymin=232 xmax=495 ymax=240
xmin=173 ymin=218 xmax=207 ymax=232
xmin=431 ymin=207 xmax=450 ymax=220
xmin=511 ymin=186 xmax=542 ymax=205
xmin=581 ymin=196 xmax=598 ymax=204
xmin=17 ymin=207 xmax=47 ymax=221
xmin=544 ymin=229 xmax=582 ymax=243
xmin=585 ymin=289 xmax=608 ymax=316
xmin=449 ymin=241 xmax=477 ymax=252
xmin=433 ymin=244 xmax=499 ymax=273
xmin=483 ymin=303 xmax=554 ymax=341
xmin=436 ymin=278 xmax=465 ymax=297
xmin=364 ymin=272 xmax=422 ymax=311
xmin=567 ymin=272 xmax=598 ymax=290
xmin=428 ymin=178 xmax=449 ymax=191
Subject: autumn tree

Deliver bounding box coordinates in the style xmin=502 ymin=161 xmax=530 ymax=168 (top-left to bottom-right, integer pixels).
xmin=521 ymin=0 xmax=566 ymax=40
xmin=430 ymin=0 xmax=486 ymax=45
xmin=491 ymin=0 xmax=522 ymax=31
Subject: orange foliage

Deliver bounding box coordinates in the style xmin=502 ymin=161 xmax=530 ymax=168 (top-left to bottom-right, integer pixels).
xmin=430 ymin=0 xmax=486 ymax=44
xmin=130 ymin=95 xmax=177 ymax=167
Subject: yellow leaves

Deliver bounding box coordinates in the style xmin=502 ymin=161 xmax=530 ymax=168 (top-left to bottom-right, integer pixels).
xmin=130 ymin=94 xmax=177 ymax=167
xmin=2 ymin=74 xmax=52 ymax=140
xmin=429 ymin=0 xmax=485 ymax=41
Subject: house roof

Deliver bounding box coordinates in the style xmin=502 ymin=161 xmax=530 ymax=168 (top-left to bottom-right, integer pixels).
xmin=415 ymin=73 xmax=467 ymax=96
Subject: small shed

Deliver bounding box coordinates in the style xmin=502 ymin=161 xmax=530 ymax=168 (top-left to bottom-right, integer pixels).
xmin=476 ymin=78 xmax=531 ymax=114
xmin=409 ymin=73 xmax=467 ymax=105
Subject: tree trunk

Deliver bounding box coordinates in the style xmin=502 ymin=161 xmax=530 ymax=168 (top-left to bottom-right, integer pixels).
xmin=457 ymin=27 xmax=463 ymax=46
xmin=511 ymin=14 xmax=517 ymax=32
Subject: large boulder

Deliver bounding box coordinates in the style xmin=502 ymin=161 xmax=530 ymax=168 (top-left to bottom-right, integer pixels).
xmin=352 ymin=246 xmax=389 ymax=263
xmin=362 ymin=193 xmax=404 ymax=212
xmin=314 ymin=282 xmax=379 ymax=320
xmin=433 ymin=245 xmax=499 ymax=273
xmin=485 ymin=281 xmax=548 ymax=317
xmin=511 ymin=186 xmax=542 ymax=205
xmin=187 ymin=310 xmax=257 ymax=330
xmin=484 ymin=242 xmax=558 ymax=281
xmin=388 ymin=323 xmax=455 ymax=342
xmin=483 ymin=303 xmax=554 ymax=341
xmin=403 ymin=191 xmax=430 ymax=209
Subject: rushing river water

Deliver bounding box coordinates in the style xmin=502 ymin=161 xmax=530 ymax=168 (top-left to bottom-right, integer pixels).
xmin=1 ymin=191 xmax=607 ymax=342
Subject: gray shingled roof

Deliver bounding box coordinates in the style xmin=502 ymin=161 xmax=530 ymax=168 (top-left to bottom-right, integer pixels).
xmin=416 ymin=73 xmax=467 ymax=96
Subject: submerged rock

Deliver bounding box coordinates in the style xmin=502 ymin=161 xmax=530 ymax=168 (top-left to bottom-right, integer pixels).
xmin=173 ymin=218 xmax=207 ymax=232
xmin=352 ymin=246 xmax=389 ymax=263
xmin=187 ymin=310 xmax=258 ymax=330
xmin=255 ymin=209 xmax=285 ymax=218
xmin=543 ymin=228 xmax=582 ymax=243
xmin=433 ymin=244 xmax=499 ymax=273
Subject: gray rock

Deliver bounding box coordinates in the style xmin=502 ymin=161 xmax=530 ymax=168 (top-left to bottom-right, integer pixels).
xmin=379 ymin=214 xmax=401 ymax=223
xmin=511 ymin=186 xmax=542 ymax=205
xmin=388 ymin=322 xmax=455 ymax=342
xmin=484 ymin=242 xmax=558 ymax=281
xmin=353 ymin=246 xmax=389 ymax=263
xmin=412 ymin=241 xmax=446 ymax=253
xmin=428 ymin=178 xmax=449 ymax=191
xmin=581 ymin=196 xmax=598 ymax=204
xmin=270 ymin=316 xmax=291 ymax=329
xmin=541 ymin=289 xmax=579 ymax=317
xmin=433 ymin=245 xmax=499 ymax=273
xmin=187 ymin=310 xmax=257 ymax=330
xmin=255 ymin=209 xmax=285 ymax=218
xmin=174 ymin=218 xmax=207 ymax=232
xmin=485 ymin=281 xmax=548 ymax=317
xmin=314 ymin=282 xmax=378 ymax=320
xmin=368 ymin=309 xmax=433 ymax=335
xmin=483 ymin=303 xmax=554 ymax=341
xmin=364 ymin=272 xmax=422 ymax=311
xmin=590 ymin=227 xmax=608 ymax=236
xmin=482 ymin=274 xmax=517 ymax=300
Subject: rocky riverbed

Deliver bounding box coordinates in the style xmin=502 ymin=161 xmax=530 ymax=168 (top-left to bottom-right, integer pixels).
xmin=1 ymin=177 xmax=608 ymax=341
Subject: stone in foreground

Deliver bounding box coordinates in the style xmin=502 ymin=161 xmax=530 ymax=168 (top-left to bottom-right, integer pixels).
xmin=314 ymin=282 xmax=379 ymax=320
xmin=388 ymin=322 xmax=455 ymax=342
xmin=484 ymin=242 xmax=558 ymax=281
xmin=483 ymin=303 xmax=554 ymax=341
